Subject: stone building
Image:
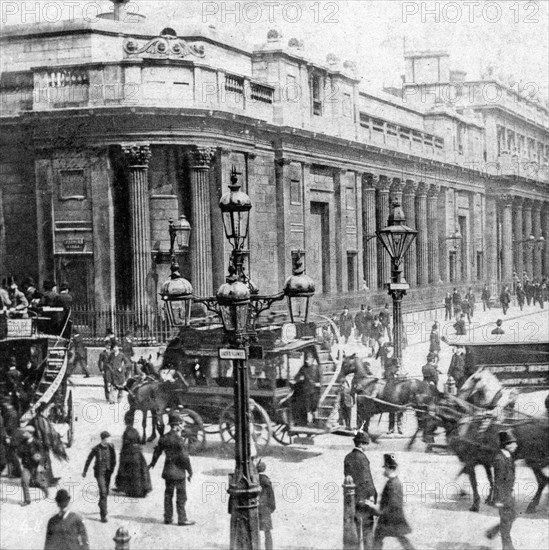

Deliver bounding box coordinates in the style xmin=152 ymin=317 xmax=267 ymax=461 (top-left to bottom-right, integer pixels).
xmin=0 ymin=17 xmax=547 ymax=319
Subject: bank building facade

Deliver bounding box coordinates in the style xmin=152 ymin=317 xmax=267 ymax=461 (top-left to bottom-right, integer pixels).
xmin=0 ymin=16 xmax=548 ymax=335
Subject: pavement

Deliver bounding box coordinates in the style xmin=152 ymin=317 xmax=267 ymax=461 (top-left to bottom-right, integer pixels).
xmin=1 ymin=304 xmax=548 ymax=549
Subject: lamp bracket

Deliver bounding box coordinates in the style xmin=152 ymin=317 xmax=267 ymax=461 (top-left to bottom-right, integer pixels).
xmin=193 ymin=296 xmax=222 ymax=318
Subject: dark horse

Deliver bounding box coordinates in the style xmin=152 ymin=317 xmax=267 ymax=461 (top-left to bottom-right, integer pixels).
xmin=126 ymin=373 xmax=189 ymax=444
xmin=424 ymin=395 xmax=549 ymax=513
xmin=341 ymin=354 xmax=437 ymax=437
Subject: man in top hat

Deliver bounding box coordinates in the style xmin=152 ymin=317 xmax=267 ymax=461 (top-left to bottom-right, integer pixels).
xmin=257 ymin=459 xmax=276 ymax=550
xmin=40 ymin=280 xmax=58 ymax=307
xmin=371 ymin=454 xmax=415 ymax=550
xmin=486 ymin=431 xmax=518 ymax=550
xmin=491 ymin=319 xmax=505 ymax=335
xmin=421 ymin=354 xmax=440 ymax=391
xmin=149 ymin=411 xmax=195 ymax=526
xmin=45 ymin=489 xmax=89 ymax=550
xmin=499 ymin=285 xmax=512 ymax=315
xmin=343 ymin=431 xmax=377 ymax=550
xmin=108 ymin=341 xmax=131 ymax=403
xmin=82 ymin=431 xmax=116 ymax=522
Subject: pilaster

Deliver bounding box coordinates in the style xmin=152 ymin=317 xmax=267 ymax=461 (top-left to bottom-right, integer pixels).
xmin=402 ymin=180 xmax=417 ymax=286
xmin=499 ymin=194 xmax=514 ymax=285
xmin=361 ymin=173 xmax=377 ymax=290
xmin=375 ymin=175 xmax=391 ymax=289
xmin=522 ymin=198 xmax=533 ymax=277
xmin=415 ymin=182 xmax=428 ymax=286
xmin=532 ymin=200 xmax=542 ymax=278
xmin=427 ymin=184 xmax=440 ymax=284
xmin=512 ymin=196 xmax=523 ymax=277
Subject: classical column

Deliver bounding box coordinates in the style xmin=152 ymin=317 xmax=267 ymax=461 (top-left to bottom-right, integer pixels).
xmin=361 ymin=174 xmax=377 ymax=290
xmin=522 ymin=199 xmax=533 ymax=277
xmin=532 ymin=201 xmax=542 ymax=278
xmin=427 ymin=184 xmax=440 ymax=284
xmin=512 ymin=197 xmax=524 ymax=277
xmin=122 ymin=144 xmax=153 ymax=320
xmin=402 ymin=180 xmax=417 ymax=286
xmin=190 ymin=147 xmax=215 ymax=296
xmin=389 ymin=177 xmax=404 ymax=204
xmin=500 ymin=194 xmax=514 ymax=285
xmin=375 ymin=175 xmax=391 ymax=288
xmin=415 ymin=182 xmax=428 ymax=286
xmin=485 ymin=194 xmax=498 ymax=284
xmin=543 ymin=204 xmax=549 ymax=277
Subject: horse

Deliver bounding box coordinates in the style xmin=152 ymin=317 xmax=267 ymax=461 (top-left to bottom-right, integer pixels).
xmin=126 ymin=372 xmax=189 ymax=444
xmin=341 ymin=354 xmax=437 ymax=437
xmin=424 ymin=395 xmax=549 ymax=513
xmin=458 ymin=367 xmax=518 ymax=412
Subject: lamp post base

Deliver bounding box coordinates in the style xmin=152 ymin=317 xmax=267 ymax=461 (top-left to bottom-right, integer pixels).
xmin=228 ymin=472 xmax=261 ymax=550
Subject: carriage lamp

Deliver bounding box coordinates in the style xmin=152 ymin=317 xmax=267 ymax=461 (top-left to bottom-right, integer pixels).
xmin=216 ymin=273 xmax=251 ymax=334
xmin=284 ymin=250 xmax=315 ymax=323
xmin=376 ymin=200 xmax=417 ymax=284
xmin=169 ymin=214 xmax=192 ymax=251
xmin=160 ymin=268 xmax=194 ymax=327
xmin=219 ymin=166 xmax=252 ymax=251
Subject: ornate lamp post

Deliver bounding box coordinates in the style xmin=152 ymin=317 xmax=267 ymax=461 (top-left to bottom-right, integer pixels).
xmin=160 ymin=167 xmax=314 ymax=550
xmin=376 ymin=201 xmax=417 ymax=362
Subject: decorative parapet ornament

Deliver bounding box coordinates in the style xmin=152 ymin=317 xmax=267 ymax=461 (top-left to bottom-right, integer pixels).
xmin=123 ymin=27 xmax=205 ymax=59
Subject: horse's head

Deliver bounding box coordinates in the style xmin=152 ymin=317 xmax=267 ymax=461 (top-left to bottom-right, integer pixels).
xmin=341 ymin=353 xmax=357 ymax=376
xmin=458 ymin=367 xmax=502 ymax=407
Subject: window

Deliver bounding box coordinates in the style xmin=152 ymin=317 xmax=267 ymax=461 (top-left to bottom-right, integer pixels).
xmin=434 ymin=137 xmax=444 ymax=149
xmin=290 ymin=164 xmax=302 ymax=205
xmin=386 ymin=124 xmax=398 ymax=136
xmin=225 ymin=74 xmax=244 ymax=95
xmin=457 ymin=124 xmax=464 ymax=154
xmin=424 ymin=134 xmax=433 ymax=147
xmin=372 ymin=118 xmax=384 ymax=133
xmin=476 ymin=252 xmax=483 ymax=280
xmin=312 ymin=74 xmax=323 ymax=116
xmin=359 ymin=113 xmax=370 ymax=128
xmin=399 ymin=128 xmax=410 ymax=140
xmin=59 ymin=169 xmax=86 ymax=199
xmin=412 ymin=130 xmax=423 ymax=143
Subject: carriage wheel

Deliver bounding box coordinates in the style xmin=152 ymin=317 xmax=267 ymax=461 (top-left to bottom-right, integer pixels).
xmin=66 ymin=390 xmax=74 ymax=448
xmin=179 ymin=409 xmax=206 ymax=454
xmin=272 ymin=423 xmax=292 ymax=446
xmin=219 ymin=401 xmax=272 ymax=453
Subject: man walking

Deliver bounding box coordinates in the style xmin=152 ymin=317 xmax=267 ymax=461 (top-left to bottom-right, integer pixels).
xmin=486 ymin=431 xmax=518 ymax=550
xmin=45 ymin=489 xmax=89 ymax=550
xmin=109 ymin=341 xmax=131 ymax=403
xmin=149 ymin=412 xmax=195 ymax=526
xmin=452 ymin=288 xmax=461 ymax=319
xmin=371 ymin=454 xmax=415 ymax=550
xmin=343 ymin=431 xmax=377 ymax=550
xmin=515 ymin=283 xmax=525 ymax=311
xmin=17 ymin=425 xmax=48 ymax=506
xmin=379 ymin=304 xmax=392 ymax=343
xmin=340 ymin=306 xmax=354 ymax=344
xmin=421 ymin=355 xmax=440 ymax=393
xmin=444 ymin=292 xmax=453 ymax=320
xmin=82 ymin=431 xmax=116 ymax=523
xmin=481 ymin=284 xmax=491 ymax=311
xmin=97 ymin=343 xmax=112 ymax=402
xmin=500 ymin=286 xmax=512 ymax=315
xmin=257 ymin=460 xmax=276 ymax=550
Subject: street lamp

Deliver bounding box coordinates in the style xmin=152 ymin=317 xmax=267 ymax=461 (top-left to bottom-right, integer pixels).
xmin=376 ymin=200 xmax=417 ymax=362
xmin=160 ymin=166 xmax=315 ymax=550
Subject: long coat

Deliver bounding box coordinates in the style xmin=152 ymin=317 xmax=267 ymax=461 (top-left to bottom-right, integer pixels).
xmin=115 ymin=426 xmax=152 ymax=497
xmin=375 ymin=475 xmax=411 ymax=537
xmin=339 ymin=312 xmax=354 ymax=338
xmin=344 ymin=448 xmax=377 ymax=516
xmin=45 ymin=511 xmax=89 ymax=550
xmin=150 ymin=430 xmax=193 ymax=481
xmin=493 ymin=451 xmax=515 ymax=508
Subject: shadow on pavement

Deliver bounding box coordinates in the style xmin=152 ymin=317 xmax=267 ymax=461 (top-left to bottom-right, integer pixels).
xmin=435 ymin=544 xmax=491 ymax=550
xmin=109 ymin=514 xmax=163 ymax=524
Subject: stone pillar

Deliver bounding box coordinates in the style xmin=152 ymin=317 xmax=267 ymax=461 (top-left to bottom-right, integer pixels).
xmin=375 ymin=175 xmax=391 ymax=288
xmin=485 ymin=194 xmax=498 ymax=284
xmin=543 ymin=204 xmax=549 ymax=277
xmin=532 ymin=201 xmax=542 ymax=278
xmin=427 ymin=184 xmax=440 ymax=284
xmin=389 ymin=177 xmax=404 ymax=204
xmin=500 ymin=194 xmax=514 ymax=285
xmin=402 ymin=180 xmax=417 ymax=286
xmin=361 ymin=174 xmax=378 ymax=290
xmin=522 ymin=199 xmax=533 ymax=278
xmin=122 ymin=144 xmax=153 ymax=321
xmin=415 ymin=182 xmax=428 ymax=286
xmin=512 ymin=197 xmax=523 ymax=277
xmin=190 ymin=147 xmax=215 ymax=296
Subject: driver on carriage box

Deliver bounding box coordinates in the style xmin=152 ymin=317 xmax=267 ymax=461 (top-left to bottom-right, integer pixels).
xmin=291 ymin=347 xmax=321 ymax=426
xmin=421 ymin=354 xmax=440 ymax=391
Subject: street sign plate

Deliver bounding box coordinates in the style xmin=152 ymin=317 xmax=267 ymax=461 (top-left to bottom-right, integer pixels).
xmin=219 ymin=348 xmax=247 ymax=360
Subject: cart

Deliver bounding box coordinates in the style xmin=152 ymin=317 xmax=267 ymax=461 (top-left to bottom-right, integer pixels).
xmin=162 ymin=317 xmax=344 ymax=453
xmin=0 ymin=309 xmax=74 ymax=447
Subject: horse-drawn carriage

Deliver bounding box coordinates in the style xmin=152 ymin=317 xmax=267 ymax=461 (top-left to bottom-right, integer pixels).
xmin=155 ymin=318 xmax=345 ymax=452
xmin=0 ymin=309 xmax=74 ymax=447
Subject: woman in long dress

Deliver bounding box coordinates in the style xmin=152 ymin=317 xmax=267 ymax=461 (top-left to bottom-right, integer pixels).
xmin=114 ymin=412 xmax=152 ymax=498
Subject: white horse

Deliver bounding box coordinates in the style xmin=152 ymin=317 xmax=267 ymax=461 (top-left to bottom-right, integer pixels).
xmin=458 ymin=367 xmax=518 ymax=414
